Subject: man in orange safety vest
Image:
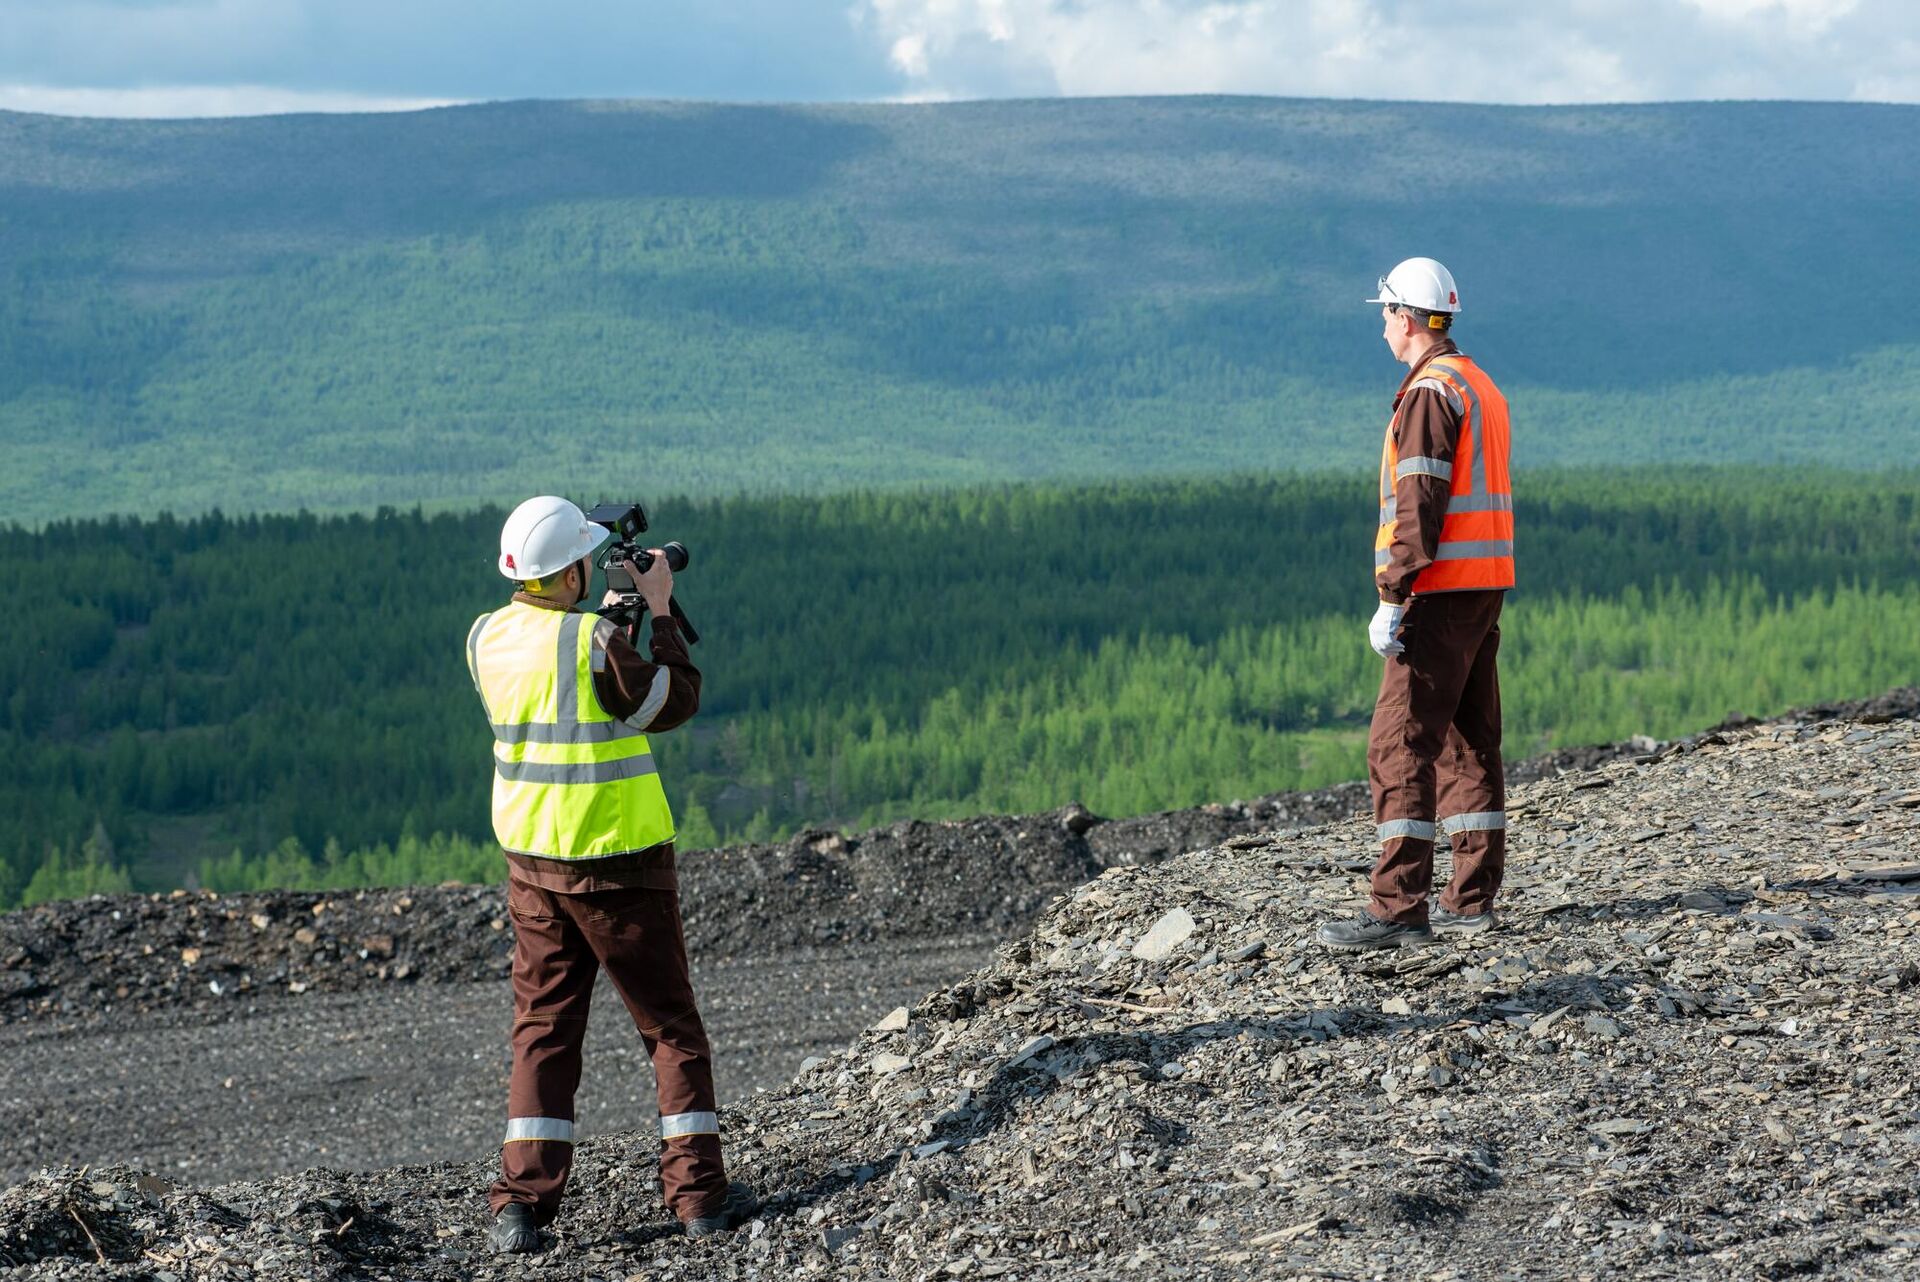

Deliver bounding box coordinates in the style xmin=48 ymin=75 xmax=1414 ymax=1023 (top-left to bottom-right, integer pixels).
xmin=1319 ymin=258 xmax=1515 ymax=952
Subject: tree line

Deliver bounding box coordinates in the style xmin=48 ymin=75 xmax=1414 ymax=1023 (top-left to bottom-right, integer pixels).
xmin=2 ymin=469 xmax=1916 ymax=907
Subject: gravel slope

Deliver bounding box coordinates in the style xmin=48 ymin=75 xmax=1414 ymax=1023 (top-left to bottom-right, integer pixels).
xmin=2 ymin=692 xmax=1918 ymax=1278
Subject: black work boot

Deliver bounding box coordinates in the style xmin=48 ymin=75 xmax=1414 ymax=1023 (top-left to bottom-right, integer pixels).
xmin=487 ymin=1202 xmax=542 ymax=1254
xmin=1431 ymin=906 xmax=1498 ymax=936
xmin=684 ymin=1182 xmax=757 ymax=1239
xmin=1316 ymin=911 xmax=1432 ymax=952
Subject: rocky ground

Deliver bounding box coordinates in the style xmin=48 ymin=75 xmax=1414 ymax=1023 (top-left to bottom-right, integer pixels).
xmin=2 ymin=691 xmax=1918 ymax=1278
xmin=0 ymin=782 xmax=1378 ymax=1192
xmin=4 ymin=684 xmax=1842 ymax=1033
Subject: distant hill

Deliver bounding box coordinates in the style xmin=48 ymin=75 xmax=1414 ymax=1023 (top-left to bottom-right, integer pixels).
xmin=1 ymin=97 xmax=1915 ymax=520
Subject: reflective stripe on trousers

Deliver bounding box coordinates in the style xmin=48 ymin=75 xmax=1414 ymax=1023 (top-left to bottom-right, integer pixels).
xmin=1377 ymin=818 xmax=1437 ymax=842
xmin=661 ymin=1111 xmax=720 ymax=1139
xmin=1380 ymin=812 xmax=1507 ymax=842
xmin=505 ymin=1116 xmax=574 ymax=1143
xmin=1441 ymin=811 xmax=1506 ymax=834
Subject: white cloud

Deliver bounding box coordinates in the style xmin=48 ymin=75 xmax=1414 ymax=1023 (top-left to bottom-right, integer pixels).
xmin=850 ymin=0 xmax=1920 ymax=103
xmin=0 ymin=83 xmax=466 ymax=118
xmin=890 ymin=33 xmax=932 ymax=76
xmin=1847 ymin=36 xmax=1920 ymax=101
xmin=1682 ymin=0 xmax=1857 ymax=35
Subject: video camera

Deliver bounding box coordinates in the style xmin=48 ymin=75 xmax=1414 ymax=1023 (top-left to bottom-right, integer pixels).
xmin=584 ymin=502 xmax=699 ymax=644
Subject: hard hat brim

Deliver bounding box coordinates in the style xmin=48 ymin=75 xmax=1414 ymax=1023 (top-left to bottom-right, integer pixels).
xmin=1365 ymin=293 xmax=1461 ymax=313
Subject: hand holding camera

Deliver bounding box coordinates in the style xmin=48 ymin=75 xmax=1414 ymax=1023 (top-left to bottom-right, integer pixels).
xmin=629 ymin=555 xmax=673 ymax=616
xmin=585 ymin=502 xmax=699 ymax=643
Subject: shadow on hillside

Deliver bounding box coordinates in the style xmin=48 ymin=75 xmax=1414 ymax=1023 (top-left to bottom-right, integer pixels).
xmin=3 ymin=102 xmax=892 ymax=251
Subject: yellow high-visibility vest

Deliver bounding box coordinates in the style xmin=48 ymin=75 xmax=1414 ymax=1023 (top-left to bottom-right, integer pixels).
xmin=465 ymin=601 xmax=675 ymax=860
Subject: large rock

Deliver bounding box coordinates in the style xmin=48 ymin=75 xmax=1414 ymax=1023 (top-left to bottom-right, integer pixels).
xmin=1131 ymin=907 xmax=1196 ymax=961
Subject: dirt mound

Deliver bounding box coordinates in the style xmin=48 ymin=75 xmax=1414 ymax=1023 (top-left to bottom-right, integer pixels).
xmin=4 ymin=697 xmax=1917 ymax=1278
xmin=0 ymin=803 xmax=1312 ymax=1029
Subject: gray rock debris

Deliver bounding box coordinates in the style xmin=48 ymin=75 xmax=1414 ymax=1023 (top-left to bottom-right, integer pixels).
xmin=3 ymin=689 xmax=1920 ymax=1279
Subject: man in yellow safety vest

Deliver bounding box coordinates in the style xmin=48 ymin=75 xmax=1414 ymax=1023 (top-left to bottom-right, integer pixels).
xmin=466 ymin=495 xmax=750 ymax=1253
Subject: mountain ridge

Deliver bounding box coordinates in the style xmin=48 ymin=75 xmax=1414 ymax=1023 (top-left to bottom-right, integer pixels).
xmin=2 ymin=96 xmax=1915 ymax=520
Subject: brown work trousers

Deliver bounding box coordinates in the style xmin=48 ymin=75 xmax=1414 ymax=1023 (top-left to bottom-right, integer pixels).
xmin=1367 ymin=590 xmax=1507 ymax=925
xmin=487 ymin=876 xmax=728 ymax=1225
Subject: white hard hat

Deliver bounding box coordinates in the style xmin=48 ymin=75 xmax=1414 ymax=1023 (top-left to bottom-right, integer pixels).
xmin=1366 ymin=257 xmax=1461 ymax=314
xmin=498 ymin=496 xmax=607 ymax=581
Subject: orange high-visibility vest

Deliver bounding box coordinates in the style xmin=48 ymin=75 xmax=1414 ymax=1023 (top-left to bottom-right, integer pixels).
xmin=1375 ymin=353 xmax=1515 ymax=595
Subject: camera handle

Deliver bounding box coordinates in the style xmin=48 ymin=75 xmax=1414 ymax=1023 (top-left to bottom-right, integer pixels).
xmin=667 ymin=596 xmax=700 ymax=645
xmin=597 ymin=594 xmax=699 ymax=646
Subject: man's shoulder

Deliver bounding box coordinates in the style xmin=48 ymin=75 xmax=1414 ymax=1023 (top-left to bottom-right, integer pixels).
xmin=1422 ymin=352 xmax=1508 ymax=403
xmin=1427 ymin=350 xmax=1501 ymax=378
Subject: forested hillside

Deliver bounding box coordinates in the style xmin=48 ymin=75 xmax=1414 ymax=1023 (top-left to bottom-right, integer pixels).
xmin=1 ymin=98 xmax=1916 ymax=522
xmin=4 ymin=469 xmax=1917 ymax=907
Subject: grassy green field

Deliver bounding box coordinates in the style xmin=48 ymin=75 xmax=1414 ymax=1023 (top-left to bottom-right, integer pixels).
xmin=4 ymin=469 xmax=1915 ymax=907
xmin=1 ymin=98 xmax=1916 ymax=522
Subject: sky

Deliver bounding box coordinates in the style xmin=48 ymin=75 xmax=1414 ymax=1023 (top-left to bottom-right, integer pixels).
xmin=0 ymin=0 xmax=1914 ymax=117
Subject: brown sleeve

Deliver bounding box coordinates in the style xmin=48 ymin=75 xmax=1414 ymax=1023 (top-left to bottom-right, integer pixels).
xmin=1375 ymin=386 xmax=1462 ymax=605
xmin=590 ymin=615 xmax=702 ymax=732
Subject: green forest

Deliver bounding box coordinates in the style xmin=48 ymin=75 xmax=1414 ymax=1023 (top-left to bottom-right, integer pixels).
xmin=3 ymin=468 xmax=1916 ymax=908
xmin=2 ymin=98 xmax=1916 ymax=522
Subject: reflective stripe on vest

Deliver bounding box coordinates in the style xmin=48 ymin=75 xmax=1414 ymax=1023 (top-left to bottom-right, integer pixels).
xmin=1375 ymin=354 xmax=1515 ymax=594
xmin=468 ymin=601 xmax=676 ymax=861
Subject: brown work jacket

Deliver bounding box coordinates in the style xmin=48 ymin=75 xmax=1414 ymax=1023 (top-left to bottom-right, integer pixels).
xmin=1377 ymin=336 xmax=1472 ymax=605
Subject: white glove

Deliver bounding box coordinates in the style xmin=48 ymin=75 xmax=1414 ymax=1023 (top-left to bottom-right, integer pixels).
xmin=1369 ymin=601 xmax=1407 ymax=657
